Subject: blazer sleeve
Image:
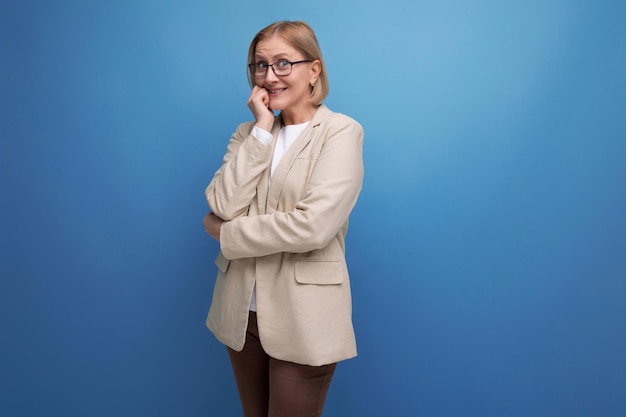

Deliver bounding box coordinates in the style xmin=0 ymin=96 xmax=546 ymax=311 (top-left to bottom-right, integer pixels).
xmin=220 ymin=115 xmax=364 ymax=260
xmin=205 ymin=121 xmax=272 ymax=221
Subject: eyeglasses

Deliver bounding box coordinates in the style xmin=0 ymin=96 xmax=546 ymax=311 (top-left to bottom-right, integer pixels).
xmin=248 ymin=59 xmax=313 ymax=77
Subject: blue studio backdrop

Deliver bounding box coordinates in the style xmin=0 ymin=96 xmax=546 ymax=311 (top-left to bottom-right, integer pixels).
xmin=2 ymin=1 xmax=625 ymax=416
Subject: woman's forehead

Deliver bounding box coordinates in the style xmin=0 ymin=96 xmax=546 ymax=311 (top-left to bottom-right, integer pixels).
xmin=255 ymin=36 xmax=298 ymax=57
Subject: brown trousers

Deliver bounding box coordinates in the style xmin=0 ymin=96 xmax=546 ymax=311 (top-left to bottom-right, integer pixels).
xmin=227 ymin=312 xmax=337 ymax=417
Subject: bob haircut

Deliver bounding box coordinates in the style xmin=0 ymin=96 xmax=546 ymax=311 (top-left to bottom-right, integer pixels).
xmin=247 ymin=21 xmax=329 ymax=106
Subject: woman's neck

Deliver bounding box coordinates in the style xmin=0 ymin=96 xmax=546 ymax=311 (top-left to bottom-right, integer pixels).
xmin=281 ymin=104 xmax=318 ymax=126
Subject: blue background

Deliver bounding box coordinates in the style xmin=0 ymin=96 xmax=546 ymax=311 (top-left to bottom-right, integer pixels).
xmin=2 ymin=1 xmax=625 ymax=416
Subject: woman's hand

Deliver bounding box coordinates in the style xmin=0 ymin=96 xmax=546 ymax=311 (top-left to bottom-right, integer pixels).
xmin=203 ymin=212 xmax=224 ymax=241
xmin=247 ymin=86 xmax=274 ymax=131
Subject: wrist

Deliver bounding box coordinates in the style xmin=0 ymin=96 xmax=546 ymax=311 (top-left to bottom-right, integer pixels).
xmin=256 ymin=120 xmax=273 ymax=132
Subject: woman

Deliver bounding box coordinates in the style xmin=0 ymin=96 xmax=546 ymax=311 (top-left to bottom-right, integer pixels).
xmin=203 ymin=20 xmax=364 ymax=417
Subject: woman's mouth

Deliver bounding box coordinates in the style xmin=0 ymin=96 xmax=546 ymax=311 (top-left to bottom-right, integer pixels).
xmin=268 ymin=88 xmax=287 ymax=96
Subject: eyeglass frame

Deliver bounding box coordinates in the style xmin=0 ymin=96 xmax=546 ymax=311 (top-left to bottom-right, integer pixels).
xmin=248 ymin=59 xmax=314 ymax=77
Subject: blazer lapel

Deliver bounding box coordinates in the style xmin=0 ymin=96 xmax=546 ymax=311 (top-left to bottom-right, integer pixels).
xmin=265 ymin=105 xmax=332 ymax=212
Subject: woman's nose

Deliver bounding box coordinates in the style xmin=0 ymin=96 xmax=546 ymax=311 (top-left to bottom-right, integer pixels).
xmin=265 ymin=67 xmax=279 ymax=81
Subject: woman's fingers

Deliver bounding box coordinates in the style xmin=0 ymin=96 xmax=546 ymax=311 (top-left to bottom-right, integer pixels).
xmin=247 ymin=86 xmax=274 ymax=130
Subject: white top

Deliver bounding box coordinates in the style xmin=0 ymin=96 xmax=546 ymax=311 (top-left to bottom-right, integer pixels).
xmin=248 ymin=121 xmax=310 ymax=311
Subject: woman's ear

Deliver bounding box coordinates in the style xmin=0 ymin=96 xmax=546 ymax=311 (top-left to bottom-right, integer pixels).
xmin=310 ymin=60 xmax=322 ymax=85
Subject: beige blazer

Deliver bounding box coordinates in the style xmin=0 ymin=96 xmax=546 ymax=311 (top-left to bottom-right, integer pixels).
xmin=205 ymin=104 xmax=364 ymax=366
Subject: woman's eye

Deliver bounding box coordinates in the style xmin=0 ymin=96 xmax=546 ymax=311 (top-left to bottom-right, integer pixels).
xmin=257 ymin=62 xmax=268 ymax=70
xmin=276 ymin=60 xmax=290 ymax=69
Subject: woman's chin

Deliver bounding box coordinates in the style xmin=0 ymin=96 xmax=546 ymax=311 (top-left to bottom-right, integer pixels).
xmin=268 ymin=101 xmax=283 ymax=111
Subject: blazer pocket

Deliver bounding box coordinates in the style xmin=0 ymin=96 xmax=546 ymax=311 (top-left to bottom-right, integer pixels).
xmin=295 ymin=151 xmax=321 ymax=160
xmin=215 ymin=251 xmax=231 ymax=273
xmin=295 ymin=260 xmax=344 ymax=285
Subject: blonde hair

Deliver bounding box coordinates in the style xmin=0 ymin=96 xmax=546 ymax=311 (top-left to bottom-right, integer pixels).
xmin=247 ymin=21 xmax=329 ymax=105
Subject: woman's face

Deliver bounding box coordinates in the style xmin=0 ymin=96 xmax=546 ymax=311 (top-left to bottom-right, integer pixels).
xmin=253 ymin=35 xmax=319 ymax=116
